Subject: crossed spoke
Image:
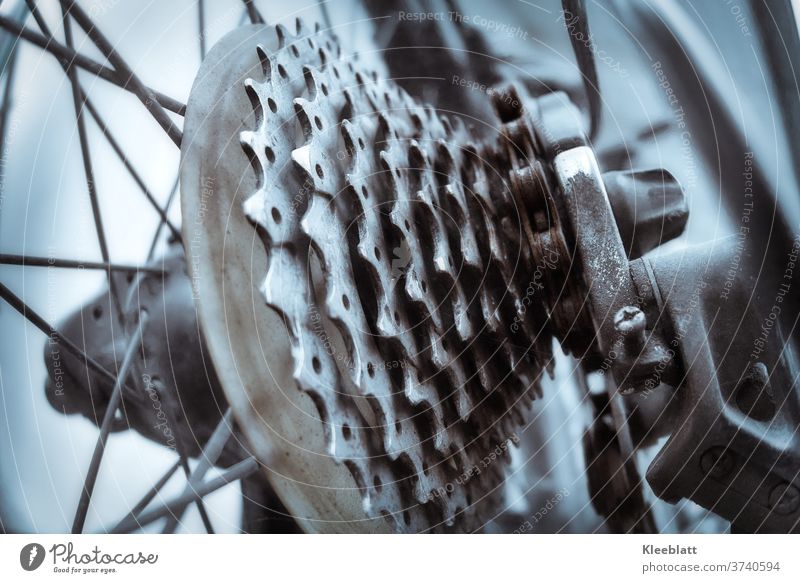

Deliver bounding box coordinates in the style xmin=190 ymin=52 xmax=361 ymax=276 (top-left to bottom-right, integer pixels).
xmin=0 ymin=0 xmax=270 ymax=534
xmin=58 ymin=0 xmax=183 ymax=146
xmin=0 ymin=252 xmax=161 ymax=273
xmin=111 ymin=457 xmax=259 ymax=533
xmin=0 ymin=14 xmax=185 ymax=115
xmin=71 ymin=310 xmax=148 ymax=533
xmin=60 ymin=1 xmax=126 ymax=325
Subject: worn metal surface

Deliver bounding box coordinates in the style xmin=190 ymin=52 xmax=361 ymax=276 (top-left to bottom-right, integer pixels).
xmin=640 ymin=241 xmax=800 ymax=533
xmin=180 ymin=20 xmax=596 ymax=532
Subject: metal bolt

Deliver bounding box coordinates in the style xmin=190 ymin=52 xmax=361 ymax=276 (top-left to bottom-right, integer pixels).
xmin=735 ymin=362 xmax=775 ymax=422
xmin=700 ymin=447 xmax=734 ymax=479
xmin=768 ymin=483 xmax=800 ymax=515
xmin=614 ymin=305 xmax=647 ymax=350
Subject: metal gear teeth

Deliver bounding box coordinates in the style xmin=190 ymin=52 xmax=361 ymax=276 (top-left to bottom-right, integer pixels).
xmin=239 ymin=19 xmax=572 ymax=531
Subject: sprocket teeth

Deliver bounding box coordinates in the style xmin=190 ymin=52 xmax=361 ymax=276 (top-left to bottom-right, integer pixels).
xmin=235 ymin=23 xmax=575 ymax=532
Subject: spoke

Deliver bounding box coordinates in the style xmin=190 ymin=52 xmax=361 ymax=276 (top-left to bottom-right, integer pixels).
xmin=82 ymin=375 xmax=222 ymax=534
xmin=4 ymin=0 xmax=260 ymax=537
xmin=125 ymin=459 xmax=181 ymax=520
xmin=0 ymin=282 xmax=133 ymax=393
xmin=23 ymin=2 xmax=182 ymax=240
xmin=161 ymin=408 xmax=233 ymax=533
xmin=60 ymin=5 xmax=124 ymax=325
xmin=0 ymin=253 xmax=161 ymax=273
xmin=146 ymin=173 xmax=180 ymax=261
xmin=0 ymin=15 xmax=185 ymax=115
xmin=72 ymin=311 xmax=148 ymax=533
xmin=142 ymin=2 xmax=252 ymax=260
xmin=59 ymin=0 xmax=182 ymax=146
xmin=83 ymin=97 xmax=182 ymax=240
xmin=189 ymin=409 xmax=235 ymax=484
xmin=561 ymin=0 xmax=601 ymax=139
xmin=0 ymin=23 xmax=20 ymax=158
xmin=198 ymin=0 xmax=206 ymax=59
xmin=111 ymin=457 xmax=259 ymax=533
xmin=157 ymin=386 xmax=216 ymax=534
xmin=243 ymin=0 xmax=264 ymax=24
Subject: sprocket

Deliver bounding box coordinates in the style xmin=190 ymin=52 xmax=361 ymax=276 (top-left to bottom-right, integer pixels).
xmin=181 ymin=19 xmax=584 ymax=533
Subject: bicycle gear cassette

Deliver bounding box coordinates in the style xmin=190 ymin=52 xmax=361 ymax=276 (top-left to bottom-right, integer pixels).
xmin=181 ymin=20 xmax=591 ymax=533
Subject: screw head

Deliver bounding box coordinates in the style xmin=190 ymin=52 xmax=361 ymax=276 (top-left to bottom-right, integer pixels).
xmin=700 ymin=447 xmax=734 ymax=479
xmin=614 ymin=305 xmax=646 ymax=336
xmin=769 ymin=483 xmax=800 ymax=515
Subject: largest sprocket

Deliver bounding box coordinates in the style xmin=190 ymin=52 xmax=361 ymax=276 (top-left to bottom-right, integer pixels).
xmin=181 ymin=20 xmax=585 ymax=532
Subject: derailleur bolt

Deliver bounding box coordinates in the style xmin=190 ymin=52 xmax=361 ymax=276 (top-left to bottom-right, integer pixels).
xmin=614 ymin=305 xmax=647 ymax=350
